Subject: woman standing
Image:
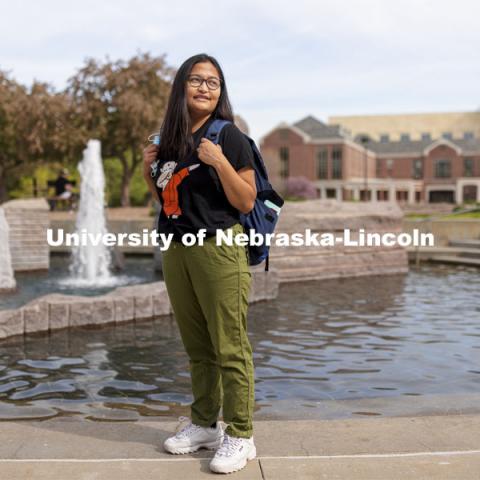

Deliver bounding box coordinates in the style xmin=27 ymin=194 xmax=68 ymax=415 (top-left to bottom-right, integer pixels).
xmin=143 ymin=53 xmax=257 ymax=475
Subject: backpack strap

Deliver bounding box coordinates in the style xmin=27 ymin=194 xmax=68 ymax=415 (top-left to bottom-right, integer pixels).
xmin=206 ymin=120 xmax=270 ymax=185
xmin=206 ymin=118 xmax=273 ymax=273
xmin=244 ymin=136 xmax=269 ymax=180
xmin=205 ymin=119 xmax=231 ymax=144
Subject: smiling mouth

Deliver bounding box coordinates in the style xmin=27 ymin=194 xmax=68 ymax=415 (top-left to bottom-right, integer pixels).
xmin=194 ymin=96 xmax=210 ymax=101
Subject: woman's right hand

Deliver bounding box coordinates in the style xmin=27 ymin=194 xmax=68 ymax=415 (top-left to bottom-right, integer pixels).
xmin=143 ymin=144 xmax=159 ymax=170
xmin=142 ymin=144 xmax=161 ymax=203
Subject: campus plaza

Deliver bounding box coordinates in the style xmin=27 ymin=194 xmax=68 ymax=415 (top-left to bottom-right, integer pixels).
xmin=46 ymin=227 xmax=435 ymax=249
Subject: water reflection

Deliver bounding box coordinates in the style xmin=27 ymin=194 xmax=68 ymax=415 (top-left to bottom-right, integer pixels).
xmin=0 ymin=264 xmax=478 ymax=421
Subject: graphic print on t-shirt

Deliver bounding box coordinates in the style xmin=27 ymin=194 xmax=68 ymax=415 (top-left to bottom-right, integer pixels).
xmin=156 ymin=161 xmax=200 ymax=219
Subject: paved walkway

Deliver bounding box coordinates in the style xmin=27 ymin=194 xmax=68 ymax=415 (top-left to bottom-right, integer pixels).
xmin=0 ymin=414 xmax=478 ymax=479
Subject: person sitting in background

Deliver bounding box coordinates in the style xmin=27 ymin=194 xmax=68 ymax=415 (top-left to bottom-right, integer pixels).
xmin=48 ymin=168 xmax=76 ymax=211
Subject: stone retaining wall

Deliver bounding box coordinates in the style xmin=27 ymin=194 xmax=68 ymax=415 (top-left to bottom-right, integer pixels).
xmin=2 ymin=198 xmax=50 ymax=271
xmin=403 ymin=218 xmax=480 ymax=247
xmin=270 ymin=199 xmax=408 ymax=282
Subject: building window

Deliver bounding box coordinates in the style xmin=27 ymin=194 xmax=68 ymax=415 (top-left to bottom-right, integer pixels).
xmin=279 ymin=129 xmax=290 ymax=140
xmin=421 ymin=132 xmax=432 ymax=141
xmin=435 ymin=159 xmax=451 ymax=178
xmin=376 ymin=158 xmax=382 ymax=177
xmin=464 ymin=131 xmax=474 ymax=140
xmin=380 ymin=134 xmax=389 ymax=143
xmin=332 ymin=148 xmax=342 ymax=179
xmin=326 ymin=188 xmax=336 ymax=198
xmin=464 ymin=157 xmax=474 ymax=177
xmin=316 ymin=148 xmax=328 ymax=179
xmin=400 ymin=133 xmax=410 ymax=142
xmin=412 ymin=159 xmax=423 ymax=179
xmin=386 ymin=158 xmax=394 ymax=176
xmin=377 ymin=189 xmax=389 ymax=201
xmin=279 ymin=147 xmax=289 ymax=179
xmin=396 ymin=191 xmax=408 ymax=202
xmin=360 ymin=189 xmax=371 ymax=201
xmin=442 ymin=132 xmax=453 ymax=140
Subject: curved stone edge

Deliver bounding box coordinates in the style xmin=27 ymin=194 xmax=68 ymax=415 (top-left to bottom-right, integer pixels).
xmin=0 ymin=268 xmax=279 ymax=341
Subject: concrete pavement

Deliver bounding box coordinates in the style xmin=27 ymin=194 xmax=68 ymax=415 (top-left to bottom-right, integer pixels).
xmin=0 ymin=414 xmax=479 ymax=479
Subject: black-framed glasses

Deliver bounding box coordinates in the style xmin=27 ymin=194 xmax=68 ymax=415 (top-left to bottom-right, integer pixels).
xmin=187 ymin=75 xmax=222 ymax=90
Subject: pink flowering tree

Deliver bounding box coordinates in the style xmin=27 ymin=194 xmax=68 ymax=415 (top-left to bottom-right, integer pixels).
xmin=285 ymin=176 xmax=318 ymax=200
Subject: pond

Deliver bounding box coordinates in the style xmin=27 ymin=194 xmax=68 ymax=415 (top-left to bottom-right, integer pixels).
xmin=0 ymin=264 xmax=479 ymax=421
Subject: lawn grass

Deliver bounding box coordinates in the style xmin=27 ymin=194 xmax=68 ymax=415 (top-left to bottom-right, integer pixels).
xmin=444 ymin=211 xmax=480 ymax=219
xmin=405 ymin=212 xmax=480 ymax=220
xmin=404 ymin=213 xmax=432 ymax=219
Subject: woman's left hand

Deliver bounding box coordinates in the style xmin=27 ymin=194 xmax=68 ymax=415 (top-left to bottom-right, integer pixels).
xmin=197 ymin=138 xmax=226 ymax=168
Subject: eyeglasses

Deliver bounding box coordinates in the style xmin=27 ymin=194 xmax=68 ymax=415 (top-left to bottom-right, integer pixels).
xmin=187 ymin=75 xmax=222 ymax=90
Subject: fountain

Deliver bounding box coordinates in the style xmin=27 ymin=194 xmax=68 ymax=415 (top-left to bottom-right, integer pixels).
xmin=0 ymin=207 xmax=16 ymax=292
xmin=66 ymin=139 xmax=114 ymax=286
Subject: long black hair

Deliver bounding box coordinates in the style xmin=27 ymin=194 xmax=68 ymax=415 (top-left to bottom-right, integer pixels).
xmin=157 ymin=53 xmax=234 ymax=163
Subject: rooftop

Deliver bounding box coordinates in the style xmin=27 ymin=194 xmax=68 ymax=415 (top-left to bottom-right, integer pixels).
xmin=292 ymin=115 xmax=480 ymax=155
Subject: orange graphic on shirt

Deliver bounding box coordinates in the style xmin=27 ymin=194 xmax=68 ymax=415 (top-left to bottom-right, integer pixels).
xmin=156 ymin=161 xmax=200 ymax=219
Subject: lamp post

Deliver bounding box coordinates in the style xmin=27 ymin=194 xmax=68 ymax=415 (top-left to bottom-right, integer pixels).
xmin=359 ymin=135 xmax=370 ymax=201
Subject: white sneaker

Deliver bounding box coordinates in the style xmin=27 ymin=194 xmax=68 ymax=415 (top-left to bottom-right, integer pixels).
xmin=163 ymin=416 xmax=224 ymax=454
xmin=209 ymin=433 xmax=256 ymax=474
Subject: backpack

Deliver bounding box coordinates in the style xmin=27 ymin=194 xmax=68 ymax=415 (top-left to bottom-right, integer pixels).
xmin=205 ymin=119 xmax=284 ymax=271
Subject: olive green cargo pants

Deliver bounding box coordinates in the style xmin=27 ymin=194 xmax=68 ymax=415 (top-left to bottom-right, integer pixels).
xmin=162 ymin=222 xmax=254 ymax=438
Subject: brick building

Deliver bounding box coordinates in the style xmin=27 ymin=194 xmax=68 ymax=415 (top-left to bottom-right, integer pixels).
xmin=259 ymin=115 xmax=480 ymax=204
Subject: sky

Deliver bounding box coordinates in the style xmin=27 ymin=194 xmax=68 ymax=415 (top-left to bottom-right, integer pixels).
xmin=1 ymin=0 xmax=479 ymax=144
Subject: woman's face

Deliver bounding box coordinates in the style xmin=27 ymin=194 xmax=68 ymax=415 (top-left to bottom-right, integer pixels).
xmin=186 ymin=62 xmax=221 ymax=118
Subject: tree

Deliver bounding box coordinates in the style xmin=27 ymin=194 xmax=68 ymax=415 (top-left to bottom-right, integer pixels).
xmin=67 ymin=52 xmax=174 ymax=206
xmin=285 ymin=176 xmax=318 ymax=200
xmin=0 ymin=71 xmax=72 ymax=203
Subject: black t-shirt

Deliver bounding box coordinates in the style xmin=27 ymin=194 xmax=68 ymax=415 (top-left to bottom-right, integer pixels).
xmin=154 ymin=115 xmax=255 ymax=242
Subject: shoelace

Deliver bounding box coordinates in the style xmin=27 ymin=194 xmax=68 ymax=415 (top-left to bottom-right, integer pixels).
xmin=175 ymin=416 xmax=202 ymax=438
xmin=215 ymin=434 xmax=244 ymax=457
